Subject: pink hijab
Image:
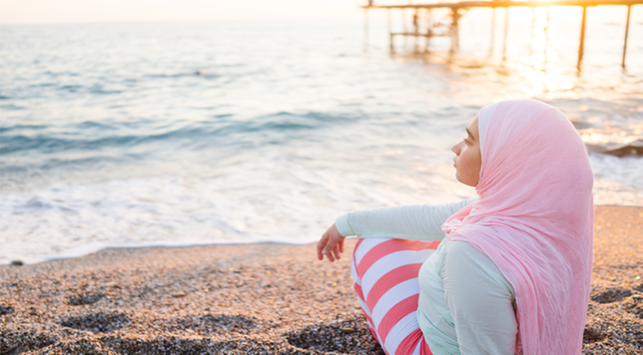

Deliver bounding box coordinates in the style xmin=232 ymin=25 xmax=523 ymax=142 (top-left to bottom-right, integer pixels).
xmin=443 ymin=99 xmax=594 ymax=354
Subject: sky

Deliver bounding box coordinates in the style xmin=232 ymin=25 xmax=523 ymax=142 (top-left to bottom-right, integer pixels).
xmin=0 ymin=1 xmax=640 ymax=27
xmin=0 ymin=0 xmax=368 ymax=24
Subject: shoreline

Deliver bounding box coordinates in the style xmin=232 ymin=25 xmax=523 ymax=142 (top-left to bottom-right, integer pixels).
xmin=1 ymin=205 xmax=642 ymax=354
xmin=5 ymin=203 xmax=643 ymax=268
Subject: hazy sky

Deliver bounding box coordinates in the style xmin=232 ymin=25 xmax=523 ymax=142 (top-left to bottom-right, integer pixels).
xmin=0 ymin=0 xmax=367 ymax=24
xmin=1 ymin=1 xmax=640 ymax=27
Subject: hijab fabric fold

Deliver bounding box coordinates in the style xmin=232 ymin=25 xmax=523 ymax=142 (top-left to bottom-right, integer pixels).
xmin=443 ymin=99 xmax=594 ymax=354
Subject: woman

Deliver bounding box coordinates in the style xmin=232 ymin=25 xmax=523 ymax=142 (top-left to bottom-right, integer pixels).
xmin=317 ymin=99 xmax=594 ymax=354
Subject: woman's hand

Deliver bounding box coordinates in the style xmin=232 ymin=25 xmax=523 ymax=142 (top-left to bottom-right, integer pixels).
xmin=317 ymin=224 xmax=345 ymax=262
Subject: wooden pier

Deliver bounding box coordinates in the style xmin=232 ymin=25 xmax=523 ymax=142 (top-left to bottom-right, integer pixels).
xmin=363 ymin=0 xmax=642 ymax=69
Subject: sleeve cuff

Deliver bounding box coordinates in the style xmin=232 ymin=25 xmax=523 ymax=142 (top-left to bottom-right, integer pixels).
xmin=335 ymin=214 xmax=356 ymax=237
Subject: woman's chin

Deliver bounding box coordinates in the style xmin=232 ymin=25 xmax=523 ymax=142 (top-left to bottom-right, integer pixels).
xmin=455 ymin=173 xmax=477 ymax=188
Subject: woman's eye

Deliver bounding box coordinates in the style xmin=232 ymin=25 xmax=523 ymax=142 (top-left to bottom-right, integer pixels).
xmin=464 ymin=139 xmax=471 ymax=146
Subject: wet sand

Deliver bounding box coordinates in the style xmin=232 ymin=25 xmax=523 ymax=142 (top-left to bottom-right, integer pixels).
xmin=1 ymin=205 xmax=641 ymax=354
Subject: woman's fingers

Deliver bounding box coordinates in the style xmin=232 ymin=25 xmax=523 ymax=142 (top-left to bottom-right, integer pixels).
xmin=317 ymin=224 xmax=345 ymax=262
xmin=323 ymin=243 xmax=336 ymax=262
xmin=317 ymin=231 xmax=336 ymax=262
xmin=317 ymin=234 xmax=330 ymax=261
xmin=327 ymin=237 xmax=343 ymax=262
xmin=332 ymin=245 xmax=341 ymax=260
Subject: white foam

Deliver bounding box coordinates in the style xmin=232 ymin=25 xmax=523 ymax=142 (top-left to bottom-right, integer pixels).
xmin=1 ymin=149 xmax=639 ymax=265
xmin=590 ymin=154 xmax=643 ymax=206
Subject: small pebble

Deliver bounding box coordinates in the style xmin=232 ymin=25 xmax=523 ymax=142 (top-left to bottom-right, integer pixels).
xmin=172 ymin=292 xmax=188 ymax=298
xmin=0 ymin=305 xmax=14 ymax=316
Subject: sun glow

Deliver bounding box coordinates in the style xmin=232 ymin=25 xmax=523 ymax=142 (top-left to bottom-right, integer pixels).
xmin=520 ymin=6 xmax=575 ymax=97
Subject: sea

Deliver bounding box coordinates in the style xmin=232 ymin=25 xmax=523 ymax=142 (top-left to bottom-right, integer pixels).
xmin=1 ymin=10 xmax=642 ymax=264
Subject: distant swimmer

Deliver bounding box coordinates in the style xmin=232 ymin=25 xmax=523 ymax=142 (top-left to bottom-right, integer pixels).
xmin=195 ymin=70 xmax=204 ymax=76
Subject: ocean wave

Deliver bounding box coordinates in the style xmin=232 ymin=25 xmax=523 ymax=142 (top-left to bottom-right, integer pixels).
xmin=0 ymin=104 xmax=27 ymax=110
xmin=0 ymin=124 xmax=49 ymax=133
xmin=0 ymin=111 xmax=355 ymax=155
xmin=587 ymin=140 xmax=643 ymax=158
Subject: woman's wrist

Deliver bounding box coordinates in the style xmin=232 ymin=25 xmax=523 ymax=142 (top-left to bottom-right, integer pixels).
xmin=335 ymin=214 xmax=355 ymax=237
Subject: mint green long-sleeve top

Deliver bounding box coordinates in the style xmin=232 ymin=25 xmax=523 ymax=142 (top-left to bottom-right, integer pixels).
xmin=335 ymin=199 xmax=519 ymax=355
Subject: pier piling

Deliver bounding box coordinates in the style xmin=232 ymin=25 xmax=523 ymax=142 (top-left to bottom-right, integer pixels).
xmin=503 ymin=7 xmax=510 ymax=62
xmin=365 ymin=0 xmax=642 ymax=70
xmin=451 ymin=8 xmax=461 ymax=52
xmin=364 ymin=7 xmax=370 ymax=50
xmin=622 ymin=4 xmax=632 ymax=68
xmin=577 ymin=6 xmax=587 ymax=70
xmin=489 ymin=8 xmax=496 ymax=56
xmin=388 ymin=9 xmax=394 ymax=53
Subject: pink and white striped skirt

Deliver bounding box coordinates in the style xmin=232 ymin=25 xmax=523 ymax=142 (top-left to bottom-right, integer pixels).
xmin=351 ymin=237 xmax=441 ymax=355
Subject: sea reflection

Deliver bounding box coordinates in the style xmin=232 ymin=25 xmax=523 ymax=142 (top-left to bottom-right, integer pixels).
xmin=0 ymin=17 xmax=641 ymax=264
xmin=522 ymin=6 xmax=570 ymax=96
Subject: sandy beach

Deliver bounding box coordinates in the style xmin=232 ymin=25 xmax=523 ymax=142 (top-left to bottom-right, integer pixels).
xmin=1 ymin=205 xmax=641 ymax=355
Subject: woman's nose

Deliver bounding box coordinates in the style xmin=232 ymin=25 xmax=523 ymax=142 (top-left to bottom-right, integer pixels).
xmin=452 ymin=142 xmax=462 ymax=155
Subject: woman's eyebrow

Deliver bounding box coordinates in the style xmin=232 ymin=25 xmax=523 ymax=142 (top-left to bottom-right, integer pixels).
xmin=466 ymin=128 xmax=476 ymax=141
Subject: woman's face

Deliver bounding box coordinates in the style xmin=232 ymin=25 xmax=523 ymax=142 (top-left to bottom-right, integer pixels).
xmin=452 ymin=116 xmax=482 ymax=187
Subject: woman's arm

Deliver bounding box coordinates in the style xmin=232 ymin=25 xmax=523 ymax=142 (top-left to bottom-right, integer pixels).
xmin=336 ymin=198 xmax=476 ymax=239
xmin=317 ymin=198 xmax=477 ymax=262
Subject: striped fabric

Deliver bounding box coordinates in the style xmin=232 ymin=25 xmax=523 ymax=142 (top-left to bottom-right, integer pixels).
xmin=352 ymin=238 xmax=441 ymax=355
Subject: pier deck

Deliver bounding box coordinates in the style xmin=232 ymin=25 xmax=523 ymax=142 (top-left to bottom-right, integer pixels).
xmin=363 ymin=0 xmax=643 ymax=69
